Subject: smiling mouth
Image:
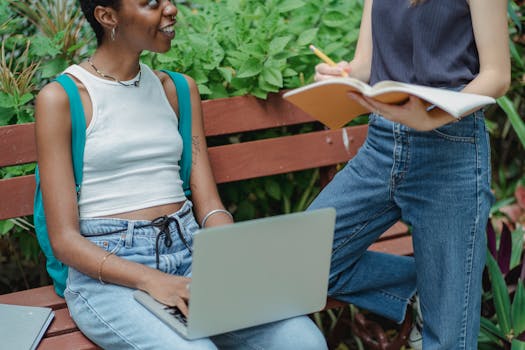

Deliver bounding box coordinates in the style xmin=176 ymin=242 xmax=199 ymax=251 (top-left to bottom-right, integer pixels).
xmin=160 ymin=26 xmax=174 ymax=34
xmin=159 ymin=22 xmax=176 ymax=34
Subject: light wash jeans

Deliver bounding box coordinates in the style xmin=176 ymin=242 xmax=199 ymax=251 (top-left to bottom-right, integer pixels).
xmin=65 ymin=201 xmax=327 ymax=350
xmin=308 ymin=111 xmax=493 ymax=350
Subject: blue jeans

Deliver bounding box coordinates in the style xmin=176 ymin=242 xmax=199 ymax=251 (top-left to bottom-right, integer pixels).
xmin=65 ymin=201 xmax=327 ymax=350
xmin=308 ymin=111 xmax=493 ymax=350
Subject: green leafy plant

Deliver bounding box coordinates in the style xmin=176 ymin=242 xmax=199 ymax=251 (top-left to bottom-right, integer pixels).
xmin=0 ymin=40 xmax=40 ymax=125
xmin=489 ymin=0 xmax=525 ymax=195
xmin=479 ymin=219 xmax=525 ymax=350
xmin=144 ymin=0 xmax=363 ymax=99
xmin=7 ymin=0 xmax=88 ymax=78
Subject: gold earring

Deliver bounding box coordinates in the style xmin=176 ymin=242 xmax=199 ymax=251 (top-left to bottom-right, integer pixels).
xmin=111 ymin=27 xmax=116 ymax=41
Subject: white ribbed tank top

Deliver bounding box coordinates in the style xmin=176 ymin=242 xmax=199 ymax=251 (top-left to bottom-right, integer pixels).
xmin=63 ymin=63 xmax=186 ymax=218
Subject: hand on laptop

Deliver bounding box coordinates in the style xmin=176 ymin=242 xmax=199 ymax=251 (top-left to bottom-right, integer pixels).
xmin=142 ymin=272 xmax=191 ymax=317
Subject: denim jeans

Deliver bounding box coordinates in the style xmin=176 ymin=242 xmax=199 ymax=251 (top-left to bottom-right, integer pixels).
xmin=65 ymin=201 xmax=327 ymax=350
xmin=308 ymin=111 xmax=493 ymax=350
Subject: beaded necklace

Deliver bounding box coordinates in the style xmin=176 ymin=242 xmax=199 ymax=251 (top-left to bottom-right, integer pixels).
xmin=87 ymin=58 xmax=141 ymax=87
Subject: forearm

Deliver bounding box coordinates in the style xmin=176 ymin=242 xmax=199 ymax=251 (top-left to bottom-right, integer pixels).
xmin=461 ymin=69 xmax=510 ymax=99
xmin=350 ymin=0 xmax=373 ymax=83
xmin=52 ymin=231 xmax=162 ymax=290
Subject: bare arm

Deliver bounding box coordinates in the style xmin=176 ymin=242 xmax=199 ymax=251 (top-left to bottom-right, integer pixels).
xmin=314 ymin=0 xmax=373 ymax=82
xmin=160 ymin=73 xmax=233 ymax=228
xmin=462 ymin=0 xmax=510 ymax=97
xmin=35 ymin=83 xmax=190 ymax=314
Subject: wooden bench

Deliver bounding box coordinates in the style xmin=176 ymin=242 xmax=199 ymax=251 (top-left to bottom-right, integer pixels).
xmin=0 ymin=92 xmax=412 ymax=349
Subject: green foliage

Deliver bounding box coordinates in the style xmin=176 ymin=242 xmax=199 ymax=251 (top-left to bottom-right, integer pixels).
xmin=479 ymin=220 xmax=525 ymax=349
xmin=489 ymin=1 xmax=525 ymax=198
xmin=145 ymin=0 xmax=362 ymax=99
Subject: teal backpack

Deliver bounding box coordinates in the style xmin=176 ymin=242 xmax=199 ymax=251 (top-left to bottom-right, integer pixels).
xmin=34 ymin=70 xmax=192 ymax=297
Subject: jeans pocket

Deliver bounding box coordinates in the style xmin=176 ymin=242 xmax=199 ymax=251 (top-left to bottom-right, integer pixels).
xmin=431 ymin=111 xmax=482 ymax=143
xmin=88 ymin=233 xmax=124 ymax=255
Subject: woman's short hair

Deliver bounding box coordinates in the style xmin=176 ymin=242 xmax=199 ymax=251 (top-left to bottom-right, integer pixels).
xmin=79 ymin=0 xmax=122 ymax=45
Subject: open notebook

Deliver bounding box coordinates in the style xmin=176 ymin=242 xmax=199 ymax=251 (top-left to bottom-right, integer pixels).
xmin=134 ymin=208 xmax=336 ymax=340
xmin=0 ymin=303 xmax=55 ymax=350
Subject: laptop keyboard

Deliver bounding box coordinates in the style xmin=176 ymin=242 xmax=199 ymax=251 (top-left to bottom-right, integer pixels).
xmin=163 ymin=305 xmax=188 ymax=326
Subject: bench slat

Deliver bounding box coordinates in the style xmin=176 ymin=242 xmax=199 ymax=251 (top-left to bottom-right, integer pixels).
xmin=0 ymin=95 xmax=313 ymax=168
xmin=202 ymin=93 xmax=314 ymax=136
xmin=0 ymin=126 xmax=368 ymax=220
xmin=370 ymin=235 xmax=413 ymax=256
xmin=47 ymin=308 xmax=79 ymax=337
xmin=38 ymin=331 xmax=100 ymax=350
xmin=377 ymin=221 xmax=409 ymax=240
xmin=209 ymin=126 xmax=367 ymax=183
xmin=0 ymin=285 xmax=65 ymax=310
xmin=0 ymin=123 xmax=36 ymax=167
xmin=0 ymin=175 xmax=35 ymax=220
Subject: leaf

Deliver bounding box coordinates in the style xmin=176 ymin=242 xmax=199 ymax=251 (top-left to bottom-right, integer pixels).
xmin=498 ymin=223 xmax=513 ymax=274
xmin=30 ymin=35 xmax=61 ymax=57
xmin=0 ymin=92 xmax=16 ymax=108
xmin=18 ymin=93 xmax=33 ymax=106
xmin=265 ymin=180 xmax=281 ymax=201
xmin=262 ymin=66 xmax=283 ymax=87
xmin=512 ymin=339 xmax=525 ymax=350
xmin=486 ymin=252 xmax=512 ymax=336
xmin=511 ymin=226 xmax=524 ymax=270
xmin=297 ymin=28 xmax=318 ymax=47
xmin=197 ymin=84 xmax=212 ymax=95
xmin=236 ymin=58 xmax=262 ymax=78
xmin=0 ymin=106 xmax=15 ymax=126
xmin=497 ymin=96 xmax=525 ymax=150
xmin=40 ymin=57 xmax=68 ymax=79
xmin=487 ymin=219 xmax=497 ymax=258
xmin=512 ymin=280 xmax=525 ymax=335
xmin=236 ymin=200 xmax=256 ymax=221
xmin=217 ymin=67 xmax=234 ymax=83
xmin=508 ymin=1 xmax=523 ymax=33
xmin=0 ymin=220 xmax=15 ymax=235
xmin=321 ymin=10 xmax=348 ymax=28
xmin=277 ymin=0 xmax=305 ymax=12
xmin=480 ymin=316 xmax=507 ymax=340
xmin=268 ymin=36 xmax=292 ymax=55
xmin=509 ymin=40 xmax=525 ymax=69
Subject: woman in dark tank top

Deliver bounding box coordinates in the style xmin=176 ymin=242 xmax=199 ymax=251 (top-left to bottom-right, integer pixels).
xmin=308 ymin=0 xmax=510 ymax=349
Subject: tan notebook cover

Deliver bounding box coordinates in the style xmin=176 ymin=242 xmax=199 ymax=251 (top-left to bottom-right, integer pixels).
xmin=283 ymin=78 xmax=495 ymax=129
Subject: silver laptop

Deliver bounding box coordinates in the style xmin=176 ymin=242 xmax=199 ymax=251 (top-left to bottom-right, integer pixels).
xmin=133 ymin=207 xmax=335 ymax=340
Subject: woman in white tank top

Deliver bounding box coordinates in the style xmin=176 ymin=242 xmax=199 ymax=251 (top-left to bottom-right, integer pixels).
xmin=34 ymin=1 xmax=327 ymax=349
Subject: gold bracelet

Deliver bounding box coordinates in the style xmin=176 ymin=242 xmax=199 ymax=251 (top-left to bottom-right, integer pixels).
xmin=98 ymin=252 xmax=113 ymax=285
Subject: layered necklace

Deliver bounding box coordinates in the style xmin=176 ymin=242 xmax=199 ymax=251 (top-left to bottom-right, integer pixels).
xmin=87 ymin=58 xmax=142 ymax=87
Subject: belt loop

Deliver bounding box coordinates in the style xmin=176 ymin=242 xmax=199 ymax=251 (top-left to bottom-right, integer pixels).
xmin=125 ymin=221 xmax=134 ymax=248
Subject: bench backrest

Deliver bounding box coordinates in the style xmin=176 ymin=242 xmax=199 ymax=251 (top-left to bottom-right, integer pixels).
xmin=0 ymin=92 xmax=367 ymax=221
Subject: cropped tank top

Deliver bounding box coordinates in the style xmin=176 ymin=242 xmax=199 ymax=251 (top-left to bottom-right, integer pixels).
xmin=370 ymin=0 xmax=479 ymax=87
xmin=63 ymin=63 xmax=186 ymax=218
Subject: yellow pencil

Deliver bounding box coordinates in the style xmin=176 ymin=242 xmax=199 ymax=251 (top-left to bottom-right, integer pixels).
xmin=309 ymin=44 xmax=348 ymax=77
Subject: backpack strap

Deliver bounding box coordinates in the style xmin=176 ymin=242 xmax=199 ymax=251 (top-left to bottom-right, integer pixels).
xmin=54 ymin=74 xmax=86 ymax=195
xmin=160 ymin=70 xmax=192 ymax=196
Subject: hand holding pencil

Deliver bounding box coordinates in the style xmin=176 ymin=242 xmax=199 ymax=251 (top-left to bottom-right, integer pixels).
xmin=309 ymin=45 xmax=349 ymax=78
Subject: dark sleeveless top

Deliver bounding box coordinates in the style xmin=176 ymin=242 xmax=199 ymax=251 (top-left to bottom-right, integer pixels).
xmin=370 ymin=0 xmax=479 ymax=87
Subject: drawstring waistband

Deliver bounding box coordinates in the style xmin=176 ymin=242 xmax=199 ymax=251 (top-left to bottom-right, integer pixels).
xmin=150 ymin=215 xmax=193 ymax=269
xmin=80 ymin=204 xmax=194 ymax=270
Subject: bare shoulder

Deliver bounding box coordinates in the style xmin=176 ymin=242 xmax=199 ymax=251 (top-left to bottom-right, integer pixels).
xmin=155 ymin=70 xmax=198 ymax=96
xmin=35 ymin=81 xmax=71 ymax=134
xmin=36 ymin=81 xmax=69 ymax=110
